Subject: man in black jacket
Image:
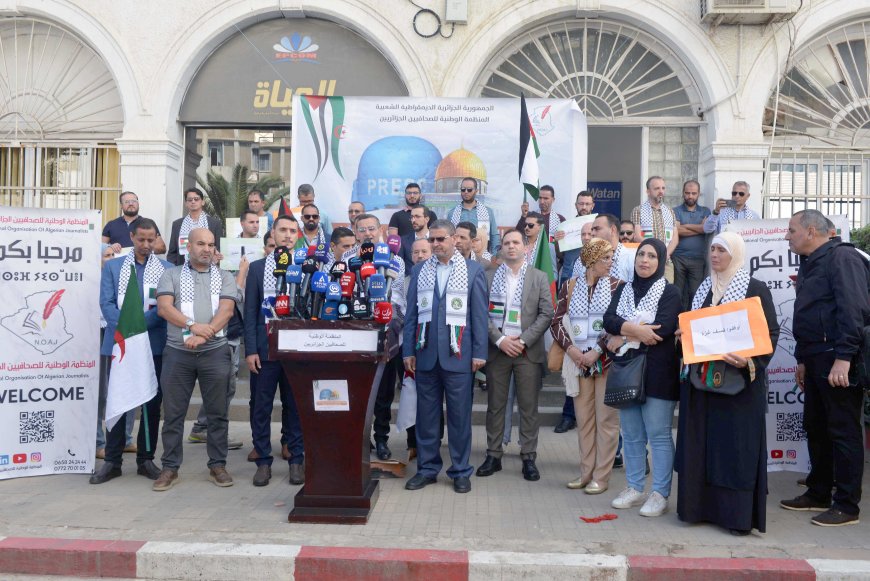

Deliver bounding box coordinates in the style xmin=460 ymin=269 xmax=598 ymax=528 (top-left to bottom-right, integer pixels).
xmin=167 ymin=188 xmax=223 ymax=266
xmin=780 ymin=209 xmax=870 ymax=527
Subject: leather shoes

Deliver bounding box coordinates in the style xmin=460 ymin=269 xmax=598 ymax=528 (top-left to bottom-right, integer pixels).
xmin=136 ymin=460 xmax=161 ymax=480
xmin=475 ymin=455 xmax=502 ymax=477
xmin=522 ymin=459 xmax=541 ymax=481
xmin=289 ymin=462 xmax=305 ymax=485
xmin=453 ymin=476 xmax=472 ymax=493
xmin=375 ymin=441 xmax=391 ymax=461
xmin=247 ymin=448 xmax=259 ymax=462
xmin=554 ymin=417 xmax=576 ymax=433
xmin=281 ymin=443 xmax=290 ymax=461
xmin=405 ymin=473 xmax=437 ymax=490
xmin=89 ymin=462 xmax=121 ymax=484
xmin=253 ymin=464 xmax=272 ymax=487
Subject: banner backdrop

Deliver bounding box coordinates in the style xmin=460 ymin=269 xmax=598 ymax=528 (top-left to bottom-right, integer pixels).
xmin=728 ymin=217 xmax=849 ymax=473
xmin=0 ymin=207 xmax=100 ymax=479
xmin=291 ymin=96 xmax=587 ymax=229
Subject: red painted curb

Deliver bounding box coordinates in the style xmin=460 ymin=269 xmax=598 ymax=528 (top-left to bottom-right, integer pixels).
xmin=295 ymin=546 xmax=469 ymax=581
xmin=628 ymin=555 xmax=816 ymax=581
xmin=0 ymin=537 xmax=145 ymax=578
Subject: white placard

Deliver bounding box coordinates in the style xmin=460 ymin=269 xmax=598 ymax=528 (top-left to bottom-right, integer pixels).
xmin=278 ymin=329 xmax=379 ymax=352
xmin=555 ymin=214 xmax=597 ymax=252
xmin=219 ymin=238 xmax=264 ymax=270
xmin=313 ymin=379 xmax=350 ymax=411
xmin=689 ymin=308 xmax=754 ymax=356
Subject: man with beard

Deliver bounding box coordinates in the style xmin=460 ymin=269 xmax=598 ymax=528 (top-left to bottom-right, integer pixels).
xmin=449 ymin=177 xmax=498 ymax=253
xmin=630 ymin=176 xmax=680 ymax=282
xmin=399 ymin=205 xmax=431 ymax=272
xmin=560 ymin=190 xmax=595 ymax=288
xmin=389 ymin=182 xmax=437 ymax=237
xmin=102 ymin=191 xmax=167 ymax=255
xmin=619 ymin=220 xmax=636 ymax=244
xmin=167 ymin=188 xmax=224 ymax=266
xmin=246 ymin=190 xmax=273 ymax=230
xmin=296 ymin=184 xmax=332 ymax=235
xmin=455 ymin=221 xmax=492 ymax=271
xmin=671 ymin=180 xmax=711 ymax=310
xmin=299 ymin=203 xmax=328 ymax=248
xmin=348 ymin=201 xmax=365 ymax=226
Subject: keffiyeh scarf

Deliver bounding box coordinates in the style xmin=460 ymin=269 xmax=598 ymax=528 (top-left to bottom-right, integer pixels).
xmin=488 ymin=262 xmax=527 ymax=337
xmin=639 ymin=202 xmax=675 ymax=242
xmin=180 ymin=261 xmax=224 ymax=336
xmin=179 ymin=213 xmax=209 ymax=240
xmin=568 ymin=275 xmax=613 ymax=344
xmin=118 ymin=253 xmax=165 ymax=311
xmin=415 ymin=250 xmax=469 ymax=357
xmin=615 ymin=277 xmax=667 ymax=325
xmin=691 ymin=268 xmax=750 ymax=310
xmin=449 ymin=202 xmax=489 ymax=229
xmin=573 ymin=242 xmax=625 ymax=280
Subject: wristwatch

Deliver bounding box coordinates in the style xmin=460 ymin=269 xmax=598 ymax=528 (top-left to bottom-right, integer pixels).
xmin=185 ymin=319 xmax=195 ymax=331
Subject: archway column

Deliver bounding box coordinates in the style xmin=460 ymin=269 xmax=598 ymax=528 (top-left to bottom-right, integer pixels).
xmin=700 ymin=141 xmax=769 ymax=215
xmin=116 ymin=139 xmax=184 ymax=236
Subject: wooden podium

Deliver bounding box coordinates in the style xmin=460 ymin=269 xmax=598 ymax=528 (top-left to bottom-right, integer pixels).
xmin=268 ymin=319 xmax=387 ymax=524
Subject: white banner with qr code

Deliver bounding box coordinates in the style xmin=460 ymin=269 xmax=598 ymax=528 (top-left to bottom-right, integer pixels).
xmin=727 ymin=217 xmax=849 ymax=473
xmin=0 ymin=207 xmax=100 ymax=479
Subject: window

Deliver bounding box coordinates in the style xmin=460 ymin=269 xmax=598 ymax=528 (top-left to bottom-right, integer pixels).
xmin=252 ymin=148 xmax=271 ymax=173
xmin=209 ymin=143 xmax=223 ymax=167
xmin=647 ymin=127 xmax=699 ymax=208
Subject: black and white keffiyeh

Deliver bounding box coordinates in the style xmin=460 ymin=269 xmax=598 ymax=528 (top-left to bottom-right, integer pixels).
xmin=118 ymin=253 xmax=165 ymax=309
xmin=615 ymin=277 xmax=667 ymax=324
xmin=481 ymin=250 xmax=493 ymax=261
xmin=691 ymin=268 xmax=750 ymax=310
xmin=263 ymin=249 xmax=299 ymax=297
xmin=449 ymin=202 xmax=490 ymax=229
xmin=717 ymin=207 xmax=760 ymax=230
xmin=180 ymin=261 xmax=222 ymax=312
xmin=546 ymin=212 xmax=561 ymax=240
xmin=415 ymin=250 xmax=469 ymax=356
xmin=639 ymin=202 xmax=674 ymax=240
xmin=568 ymin=274 xmax=613 ymax=343
xmin=303 ymin=225 xmax=327 ymax=247
xmin=179 ymin=213 xmax=209 ymax=240
xmin=488 ymin=262 xmax=527 ymax=336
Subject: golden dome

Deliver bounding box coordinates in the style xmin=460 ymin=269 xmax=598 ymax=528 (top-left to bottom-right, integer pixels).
xmin=435 ymin=147 xmax=487 ymax=181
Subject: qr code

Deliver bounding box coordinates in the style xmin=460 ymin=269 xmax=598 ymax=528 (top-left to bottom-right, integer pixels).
xmin=776 ymin=412 xmax=806 ymax=442
xmin=19 ymin=410 xmax=55 ymax=444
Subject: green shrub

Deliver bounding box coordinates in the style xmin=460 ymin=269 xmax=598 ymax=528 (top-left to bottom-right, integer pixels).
xmin=850 ymin=225 xmax=870 ymax=254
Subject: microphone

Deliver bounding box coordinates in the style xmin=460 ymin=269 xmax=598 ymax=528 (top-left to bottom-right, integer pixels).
xmin=321 ymin=301 xmax=339 ymax=321
xmin=297 ymin=258 xmax=318 ymax=318
xmin=286 ymin=264 xmax=302 ymax=317
xmin=385 ymin=257 xmax=401 ymax=302
xmin=348 ymin=257 xmax=363 ymax=297
xmin=339 ymin=272 xmax=356 ymax=299
xmin=293 ymin=248 xmax=307 ymax=265
xmin=307 ymin=244 xmax=317 ymax=257
xmin=387 ymin=234 xmax=401 ymax=259
xmin=326 ymin=281 xmax=342 ymax=303
xmin=368 ymin=273 xmax=387 ymax=310
xmin=261 ymin=297 xmax=277 ymax=319
xmin=374 ymin=242 xmax=390 ymax=276
xmin=360 ymin=262 xmax=376 ymax=295
xmin=329 ymin=260 xmax=347 ymax=281
xmin=272 ymin=246 xmax=290 ymax=292
xmin=373 ymin=301 xmax=393 ymax=325
xmin=314 ymin=243 xmax=329 ymax=271
xmin=309 ymin=271 xmax=329 ymax=320
xmin=337 ymin=298 xmax=353 ymax=320
xmin=360 ymin=241 xmax=375 ymax=263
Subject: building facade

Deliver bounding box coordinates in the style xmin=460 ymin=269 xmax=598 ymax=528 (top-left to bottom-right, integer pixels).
xmin=0 ymin=0 xmax=868 ymax=232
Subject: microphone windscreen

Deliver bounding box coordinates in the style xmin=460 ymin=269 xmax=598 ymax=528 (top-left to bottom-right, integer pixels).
xmin=387 ymin=234 xmax=401 ymax=255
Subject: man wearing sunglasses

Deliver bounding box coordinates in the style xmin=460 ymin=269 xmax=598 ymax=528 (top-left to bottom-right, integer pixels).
xmin=299 ymin=203 xmax=328 ymax=248
xmin=448 ymin=177 xmax=499 ymax=253
xmin=704 ymin=180 xmax=760 ymax=234
xmin=619 ymin=220 xmax=636 ymax=244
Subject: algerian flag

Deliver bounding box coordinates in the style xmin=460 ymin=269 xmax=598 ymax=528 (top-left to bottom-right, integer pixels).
xmin=105 ymin=265 xmax=157 ymax=431
xmin=518 ymin=93 xmax=540 ymax=202
xmin=532 ymin=230 xmax=557 ymax=306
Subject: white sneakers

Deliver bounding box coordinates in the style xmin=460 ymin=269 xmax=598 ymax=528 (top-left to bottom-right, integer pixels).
xmin=639 ymin=491 xmax=668 ymax=517
xmin=611 ymin=487 xmax=647 ymax=509
xmin=611 ymin=488 xmax=668 ymax=516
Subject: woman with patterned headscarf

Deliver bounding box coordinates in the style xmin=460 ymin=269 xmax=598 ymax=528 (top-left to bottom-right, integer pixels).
xmin=675 ymin=231 xmax=779 ymax=536
xmin=550 ymin=238 xmax=623 ymax=494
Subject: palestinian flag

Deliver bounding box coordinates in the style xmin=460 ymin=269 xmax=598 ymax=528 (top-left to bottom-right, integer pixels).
xmin=532 ymin=233 xmax=557 ymax=305
xmin=278 ymin=196 xmax=294 ymax=217
xmin=518 ymin=93 xmax=540 ymax=201
xmin=299 ymin=95 xmax=345 ymax=180
xmin=105 ymin=265 xmax=157 ymax=431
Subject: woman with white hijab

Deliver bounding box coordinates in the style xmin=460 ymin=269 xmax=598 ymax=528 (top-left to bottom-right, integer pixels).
xmin=675 ymin=232 xmax=779 ymax=536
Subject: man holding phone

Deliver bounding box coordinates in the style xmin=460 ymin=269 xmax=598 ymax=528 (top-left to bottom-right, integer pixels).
xmin=704 ymin=181 xmax=760 ymax=234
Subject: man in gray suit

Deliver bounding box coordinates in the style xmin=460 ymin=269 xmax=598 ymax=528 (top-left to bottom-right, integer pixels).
xmin=476 ymin=229 xmax=554 ymax=481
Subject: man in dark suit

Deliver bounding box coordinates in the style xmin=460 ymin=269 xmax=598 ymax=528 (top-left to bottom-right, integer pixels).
xmin=91 ymin=218 xmax=172 ymax=484
xmin=399 ymin=205 xmax=431 ymax=273
xmin=403 ymin=219 xmax=488 ymax=494
xmin=244 ymin=214 xmax=305 ymax=487
xmin=475 ymin=229 xmax=553 ymax=481
xmin=167 ymin=187 xmax=223 ymax=266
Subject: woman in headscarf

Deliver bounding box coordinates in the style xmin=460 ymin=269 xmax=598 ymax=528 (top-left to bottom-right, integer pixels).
xmin=603 ymin=238 xmax=682 ymax=517
xmin=675 ymin=232 xmax=779 ymax=536
xmin=550 ymin=238 xmax=622 ymax=494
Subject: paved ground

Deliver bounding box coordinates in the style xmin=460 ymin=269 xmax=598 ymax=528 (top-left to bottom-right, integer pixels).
xmin=1 ymin=420 xmax=867 ymax=562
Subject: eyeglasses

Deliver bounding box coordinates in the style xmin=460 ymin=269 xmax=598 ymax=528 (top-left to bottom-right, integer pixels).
xmin=460 ymin=188 xmax=475 ymax=193
xmin=524 ymin=223 xmax=538 ymax=229
xmin=185 ymin=198 xmax=201 ymax=203
xmin=357 ymin=225 xmax=379 ymax=233
xmin=430 ymin=236 xmax=448 ymax=243
xmin=619 ymin=230 xmax=634 ymax=236
xmin=731 ymin=191 xmax=747 ymax=197
xmin=122 ymin=199 xmax=138 ymax=205
xmin=302 ymin=214 xmax=320 ymax=220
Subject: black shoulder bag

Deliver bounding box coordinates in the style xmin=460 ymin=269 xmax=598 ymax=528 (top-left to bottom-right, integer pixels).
xmin=604 ymin=345 xmax=647 ymax=409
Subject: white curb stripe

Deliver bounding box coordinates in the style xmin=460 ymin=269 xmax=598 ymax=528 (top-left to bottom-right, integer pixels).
xmin=808 ymin=559 xmax=870 ymax=580
xmin=469 ymin=551 xmax=628 ymax=581
xmin=137 ymin=541 xmax=301 ymax=581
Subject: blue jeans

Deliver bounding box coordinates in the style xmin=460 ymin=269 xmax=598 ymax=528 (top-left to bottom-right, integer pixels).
xmin=619 ymin=397 xmax=676 ymax=497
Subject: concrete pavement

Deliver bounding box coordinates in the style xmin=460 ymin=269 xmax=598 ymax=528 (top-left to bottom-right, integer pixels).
xmin=1 ymin=420 xmax=868 ymax=579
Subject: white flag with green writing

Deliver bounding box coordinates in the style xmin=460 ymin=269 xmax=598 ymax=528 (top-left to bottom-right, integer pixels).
xmin=105 ymin=265 xmax=157 ymax=431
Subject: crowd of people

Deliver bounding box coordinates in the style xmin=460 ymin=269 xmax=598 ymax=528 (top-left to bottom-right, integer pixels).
xmin=91 ymin=177 xmax=868 ymax=534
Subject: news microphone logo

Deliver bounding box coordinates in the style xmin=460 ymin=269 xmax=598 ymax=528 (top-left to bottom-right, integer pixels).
xmin=293 ymin=248 xmax=308 ymax=264
xmin=387 ymin=234 xmax=401 ymax=256
xmin=275 ymin=295 xmax=290 ymax=317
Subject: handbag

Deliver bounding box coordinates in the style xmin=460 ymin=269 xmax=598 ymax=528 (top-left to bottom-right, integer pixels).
xmin=688 ymin=360 xmax=746 ymax=395
xmin=547 ymin=278 xmax=578 ymax=372
xmin=604 ymin=347 xmax=647 ymax=409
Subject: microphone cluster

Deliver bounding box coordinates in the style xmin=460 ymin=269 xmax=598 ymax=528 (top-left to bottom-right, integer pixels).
xmin=265 ymin=238 xmax=401 ymax=325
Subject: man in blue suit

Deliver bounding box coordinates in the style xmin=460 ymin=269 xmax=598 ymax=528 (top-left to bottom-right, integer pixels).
xmin=403 ymin=219 xmax=489 ymax=493
xmin=244 ymin=214 xmax=305 ymax=487
xmin=91 ymin=218 xmax=172 ymax=484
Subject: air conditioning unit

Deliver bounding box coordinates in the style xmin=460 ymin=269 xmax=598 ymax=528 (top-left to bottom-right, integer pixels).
xmin=701 ymin=0 xmax=799 ymax=25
